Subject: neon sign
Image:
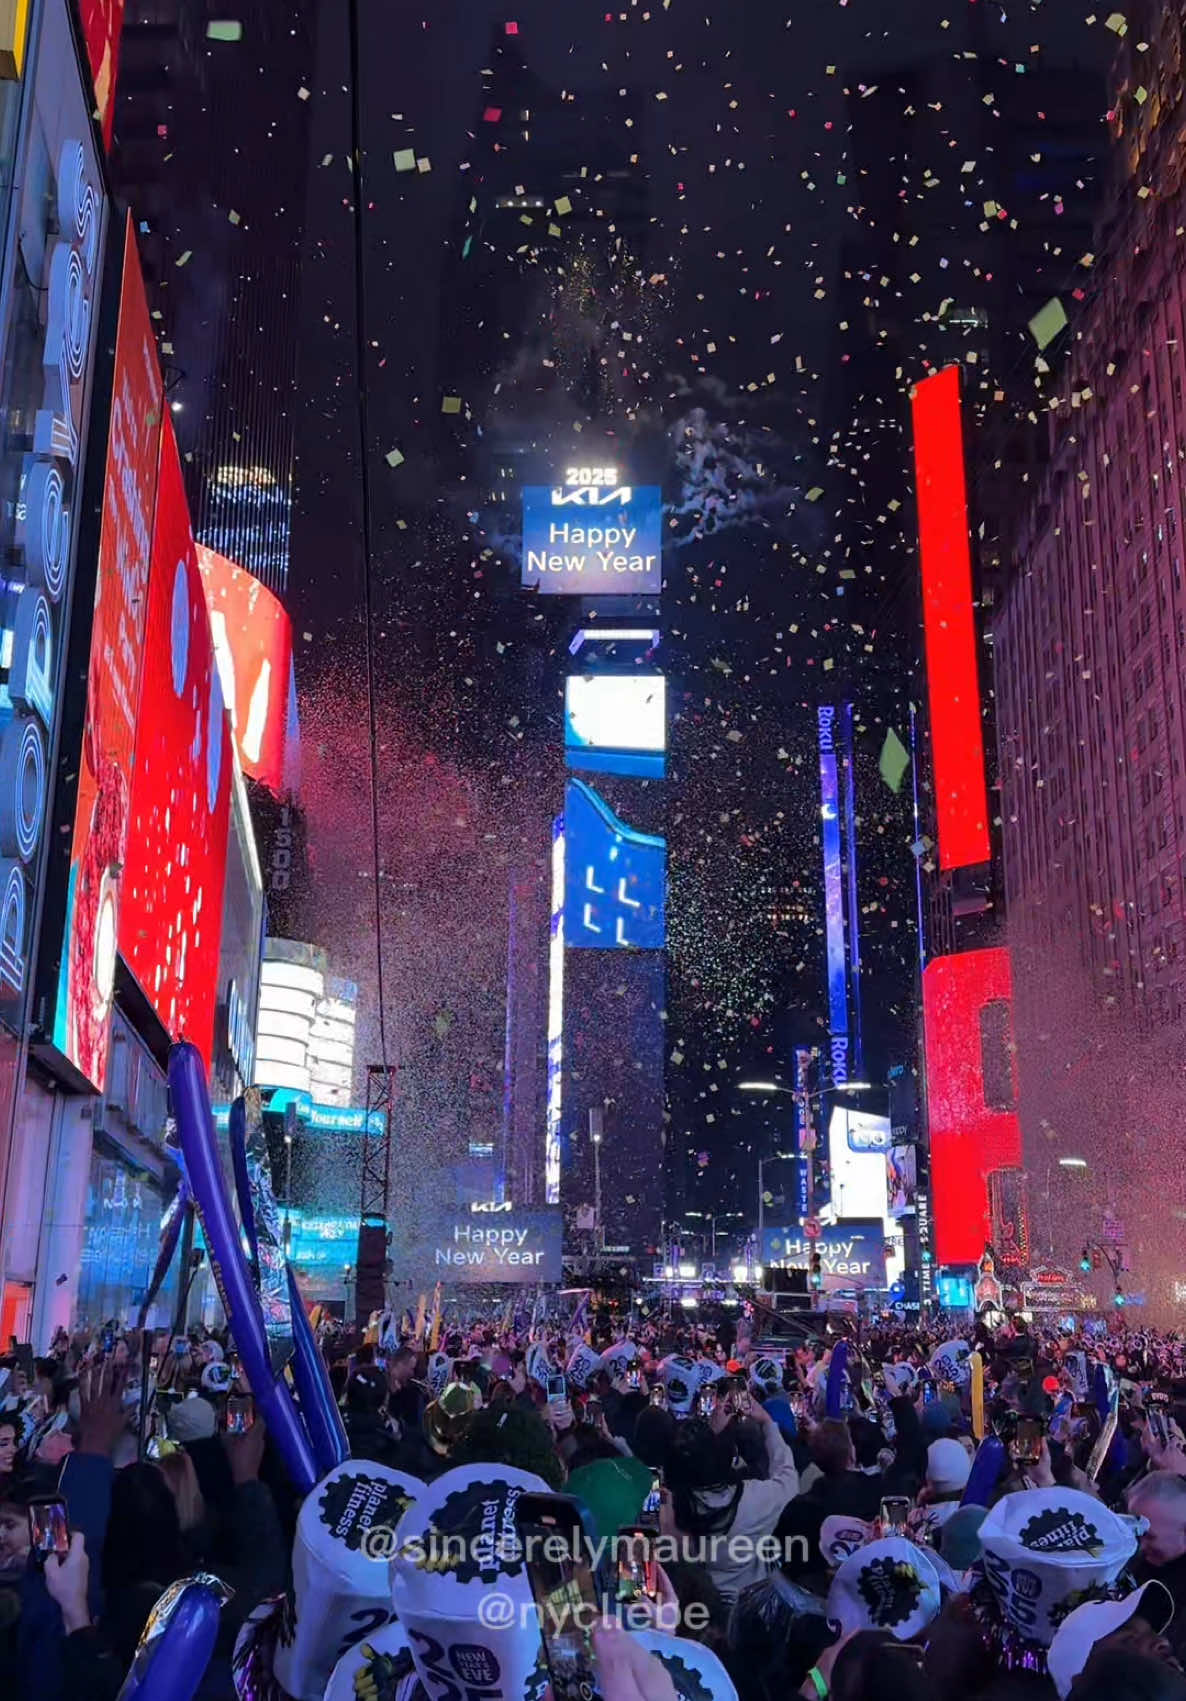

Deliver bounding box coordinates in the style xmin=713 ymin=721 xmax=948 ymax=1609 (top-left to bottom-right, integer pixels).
xmin=0 ymin=139 xmax=101 ymax=1008
xmin=818 ymin=705 xmax=848 ymax=1085
xmin=545 ymin=816 xmax=564 ymax=1205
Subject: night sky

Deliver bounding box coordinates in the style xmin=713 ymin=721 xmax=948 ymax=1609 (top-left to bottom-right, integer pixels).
xmin=285 ymin=0 xmax=1110 ymax=1235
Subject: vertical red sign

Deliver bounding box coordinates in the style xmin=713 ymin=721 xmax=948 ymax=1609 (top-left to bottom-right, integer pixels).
xmin=54 ymin=217 xmax=161 ymax=1089
xmin=196 ymin=545 xmax=296 ymax=797
xmin=76 ymin=0 xmax=126 ymax=149
xmin=922 ymin=948 xmax=1023 ymax=1266
xmin=912 ymin=365 xmax=991 ymax=871
xmin=120 ymin=419 xmax=232 ymax=1068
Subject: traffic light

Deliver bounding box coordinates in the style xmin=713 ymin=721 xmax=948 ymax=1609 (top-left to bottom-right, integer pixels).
xmin=1079 ymin=1248 xmax=1092 ymax=1273
xmin=1114 ymin=1290 xmax=1126 ymax=1308
xmin=810 ymin=1250 xmax=823 ymax=1291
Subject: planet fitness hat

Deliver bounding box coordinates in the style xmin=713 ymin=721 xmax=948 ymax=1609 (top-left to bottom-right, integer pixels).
xmin=929 ymin=1340 xmax=972 ymax=1387
xmin=600 ymin=1340 xmax=639 ymax=1375
xmin=323 ymin=1619 xmax=423 ymax=1701
xmin=976 ymin=1487 xmax=1137 ymax=1647
xmin=749 ymin=1358 xmax=782 ymax=1399
xmin=390 ymin=1462 xmax=552 ymax=1701
xmin=826 ymin=1538 xmax=944 ymax=1641
xmin=565 ymin=1342 xmax=602 ymax=1390
xmin=819 ymin=1515 xmax=874 ymax=1570
xmin=632 ymin=1630 xmax=738 ymax=1701
xmin=1047 ymin=1580 xmax=1175 ymax=1699
xmin=269 ymin=1461 xmax=423 ymax=1700
xmin=426 ymin=1353 xmax=453 ymax=1398
xmin=658 ymin=1355 xmax=698 ymax=1417
xmin=525 ymin=1341 xmax=553 ymax=1390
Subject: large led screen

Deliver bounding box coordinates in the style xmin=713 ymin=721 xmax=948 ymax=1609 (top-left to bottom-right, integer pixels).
xmin=912 ymin=366 xmax=991 ymax=871
xmin=563 ymin=779 xmax=666 ymax=950
xmin=522 ymin=481 xmax=662 ymax=595
xmin=565 ymin=674 xmax=666 ymax=779
xmin=827 ymin=1107 xmax=891 ymax=1224
xmin=54 ymin=217 xmax=162 ymax=1090
xmin=391 ymin=1206 xmax=563 ymax=1285
xmin=198 ymin=545 xmax=298 ymax=797
xmin=922 ymin=948 xmax=1022 ymax=1266
xmin=762 ymin=1219 xmax=887 ymax=1293
xmin=120 ymin=416 xmax=232 ymax=1070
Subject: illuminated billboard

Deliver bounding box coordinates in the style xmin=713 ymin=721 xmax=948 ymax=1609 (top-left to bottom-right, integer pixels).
xmin=198 ymin=545 xmax=298 ymax=796
xmin=565 ymin=674 xmax=666 ymax=779
xmin=563 ymin=779 xmax=666 ymax=950
xmin=818 ymin=705 xmax=849 ymax=1084
xmin=120 ymin=416 xmax=233 ymax=1071
xmin=922 ymin=948 xmax=1022 ymax=1266
xmin=762 ymin=1219 xmax=887 ymax=1293
xmin=545 ymin=818 xmax=564 ymax=1205
xmin=522 ymin=468 xmax=662 ymax=595
xmin=77 ymin=0 xmax=125 ymax=147
xmin=392 ymin=1205 xmax=564 ymax=1285
xmin=912 ymin=366 xmax=991 ymax=871
xmin=827 ymin=1107 xmax=891 ymax=1224
xmin=53 ymin=217 xmax=162 ymax=1090
xmin=887 ymin=1145 xmax=918 ymax=1218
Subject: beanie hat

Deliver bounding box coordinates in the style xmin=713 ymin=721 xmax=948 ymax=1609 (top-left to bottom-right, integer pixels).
xmin=927 ymin=1437 xmax=972 ymax=1495
xmin=167 ymin=1395 xmax=217 ymax=1442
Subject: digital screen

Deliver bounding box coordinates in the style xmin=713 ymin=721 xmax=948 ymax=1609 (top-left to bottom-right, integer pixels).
xmin=762 ymin=1219 xmax=887 ymax=1293
xmin=922 ymin=948 xmax=1022 ymax=1266
xmin=521 ymin=482 xmax=662 ymax=595
xmin=198 ymin=545 xmax=298 ymax=797
xmin=563 ymin=780 xmax=665 ymax=950
xmin=391 ymin=1206 xmax=564 ymax=1285
xmin=120 ymin=416 xmax=232 ymax=1069
xmin=827 ymin=1108 xmax=890 ymax=1223
xmin=77 ymin=0 xmax=125 ymax=148
xmin=887 ymin=1145 xmax=918 ymax=1218
xmin=564 ymin=674 xmax=666 ymax=779
xmin=818 ymin=706 xmax=849 ymax=1085
xmin=54 ymin=218 xmax=162 ymax=1090
xmin=545 ymin=818 xmax=564 ymax=1205
xmin=912 ymin=366 xmax=991 ymax=872
xmin=937 ymin=1275 xmax=974 ymax=1310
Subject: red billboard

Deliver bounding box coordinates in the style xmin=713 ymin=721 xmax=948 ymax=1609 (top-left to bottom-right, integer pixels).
xmin=922 ymin=948 xmax=1022 ymax=1266
xmin=912 ymin=365 xmax=991 ymax=872
xmin=197 ymin=546 xmax=298 ymax=796
xmin=120 ymin=418 xmax=232 ymax=1068
xmin=76 ymin=0 xmax=125 ymax=149
xmin=53 ymin=217 xmax=162 ymax=1089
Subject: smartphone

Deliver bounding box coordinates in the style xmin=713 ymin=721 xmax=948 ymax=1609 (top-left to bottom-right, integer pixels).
xmin=225 ymin=1396 xmax=253 ymax=1436
xmin=1012 ymin=1416 xmax=1043 ymax=1467
xmin=880 ymin=1496 xmax=911 ymax=1533
xmin=649 ymin=1385 xmax=667 ymax=1408
xmin=148 ymin=1354 xmax=160 ymax=1378
xmin=172 ymin=1338 xmax=188 ymax=1358
xmin=627 ymin=1367 xmax=641 ymax=1390
xmin=1088 ymin=1391 xmax=1120 ymax=1481
xmin=640 ymin=1467 xmax=663 ymax=1530
xmin=584 ymin=1396 xmax=602 ymax=1424
xmin=922 ymin=1382 xmax=939 ymax=1405
xmin=100 ymin=1325 xmax=115 ymax=1355
xmin=728 ymin=1386 xmax=752 ymax=1418
xmin=546 ymin=1373 xmax=567 ymax=1404
xmin=515 ymin=1492 xmax=607 ymax=1701
xmin=28 ymin=1497 xmax=70 ymax=1567
xmin=615 ymin=1527 xmax=657 ymax=1604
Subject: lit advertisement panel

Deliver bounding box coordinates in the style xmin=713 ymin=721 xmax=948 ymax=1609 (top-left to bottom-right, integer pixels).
xmin=762 ymin=1219 xmax=887 ymax=1293
xmin=912 ymin=366 xmax=991 ymax=871
xmin=827 ymin=1108 xmax=891 ymax=1224
xmin=392 ymin=1205 xmax=563 ymax=1285
xmin=121 ymin=417 xmax=233 ymax=1070
xmin=563 ymin=779 xmax=666 ymax=949
xmin=922 ymin=948 xmax=1022 ymax=1266
xmin=198 ymin=545 xmax=297 ymax=796
xmin=565 ymin=674 xmax=666 ymax=779
xmin=545 ymin=817 xmax=564 ymax=1204
xmin=54 ymin=217 xmax=162 ymax=1089
xmin=522 ymin=480 xmax=662 ymax=595
xmin=76 ymin=0 xmax=124 ymax=148
xmin=0 ymin=89 xmax=106 ymax=1050
xmin=818 ymin=706 xmax=849 ymax=1084
xmin=887 ymin=1145 xmax=918 ymax=1217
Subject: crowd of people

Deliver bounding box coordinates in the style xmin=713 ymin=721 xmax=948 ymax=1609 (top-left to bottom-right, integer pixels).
xmin=2 ymin=1307 xmax=1186 ymax=1699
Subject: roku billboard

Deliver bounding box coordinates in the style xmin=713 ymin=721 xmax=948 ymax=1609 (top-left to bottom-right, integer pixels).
xmin=912 ymin=366 xmax=990 ymax=872
xmin=922 ymin=948 xmax=1022 ymax=1266
xmin=119 ymin=417 xmax=232 ymax=1068
xmin=197 ymin=545 xmax=298 ymax=796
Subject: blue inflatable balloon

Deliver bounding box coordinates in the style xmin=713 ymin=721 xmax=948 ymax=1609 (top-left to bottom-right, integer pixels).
xmin=116 ymin=1575 xmax=230 ymax=1701
xmin=168 ymin=1042 xmax=318 ymax=1493
xmin=1093 ymin=1363 xmax=1110 ymax=1424
xmin=961 ymin=1435 xmax=1006 ymax=1508
xmin=826 ymin=1339 xmax=849 ymax=1419
xmin=287 ymin=1261 xmax=350 ymax=1475
xmin=228 ymin=1097 xmax=259 ymax=1285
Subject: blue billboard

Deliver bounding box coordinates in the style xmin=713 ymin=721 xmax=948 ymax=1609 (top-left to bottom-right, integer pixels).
xmin=762 ymin=1218 xmax=887 ymax=1293
xmin=565 ymin=673 xmax=666 ymax=779
xmin=563 ymin=780 xmax=666 ymax=949
xmin=392 ymin=1205 xmax=564 ymax=1285
xmin=522 ymin=482 xmax=662 ymax=595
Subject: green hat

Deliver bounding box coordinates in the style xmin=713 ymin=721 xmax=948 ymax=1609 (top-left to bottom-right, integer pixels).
xmin=566 ymin=1455 xmax=654 ymax=1546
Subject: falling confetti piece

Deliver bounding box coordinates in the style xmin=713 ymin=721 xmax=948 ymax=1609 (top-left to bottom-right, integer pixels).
xmin=879 ymin=729 xmax=911 ymax=795
xmin=1028 ymin=297 xmax=1068 ymax=349
xmin=394 ymin=148 xmax=416 ymax=172
xmin=206 ymin=19 xmax=242 ymax=41
xmin=385 ymin=448 xmax=404 ymax=468
xmin=441 ymin=396 xmax=462 ymax=415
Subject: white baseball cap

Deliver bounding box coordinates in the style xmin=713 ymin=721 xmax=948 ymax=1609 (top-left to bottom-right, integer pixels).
xmin=1047 ymin=1580 xmax=1174 ymax=1698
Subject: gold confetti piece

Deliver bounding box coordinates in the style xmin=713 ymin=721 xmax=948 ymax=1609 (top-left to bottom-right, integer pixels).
xmin=441 ymin=396 xmax=461 ymax=415
xmin=1028 ymin=297 xmax=1067 ymax=349
xmin=297 ymin=85 xmax=310 ymax=100
xmin=385 ymin=448 xmax=404 ymax=468
xmin=206 ymin=20 xmax=242 ymax=40
xmin=228 ymin=209 xmax=240 ymax=224
xmin=394 ymin=148 xmax=416 ymax=172
xmin=805 ymin=487 xmax=823 ymax=502
xmin=554 ymin=195 xmax=572 ymax=215
xmin=175 ymin=250 xmax=192 ymax=267
xmin=1104 ymin=11 xmax=1127 ymax=33
xmin=417 ymin=156 xmax=431 ymax=173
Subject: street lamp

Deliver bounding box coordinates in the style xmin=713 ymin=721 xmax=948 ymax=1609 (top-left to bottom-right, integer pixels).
xmin=1058 ymin=1157 xmax=1088 ymax=1169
